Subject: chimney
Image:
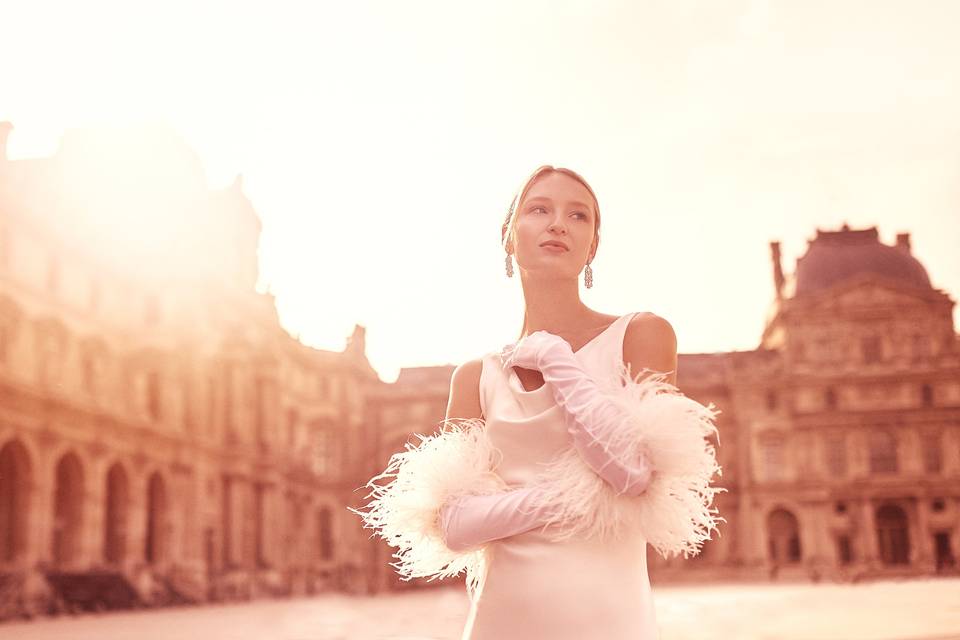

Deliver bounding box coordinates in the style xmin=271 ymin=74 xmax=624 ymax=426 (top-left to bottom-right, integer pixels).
xmin=345 ymin=324 xmax=366 ymax=358
xmin=770 ymin=241 xmax=784 ymax=299
xmin=896 ymin=232 xmax=911 ymax=254
xmin=0 ymin=121 xmax=12 ymax=163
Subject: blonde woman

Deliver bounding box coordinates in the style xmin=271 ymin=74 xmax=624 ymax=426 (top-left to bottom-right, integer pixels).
xmin=351 ymin=166 xmax=725 ymax=640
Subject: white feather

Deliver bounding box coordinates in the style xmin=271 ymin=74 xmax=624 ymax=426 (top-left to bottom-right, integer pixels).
xmin=348 ymin=418 xmax=507 ymax=603
xmin=523 ymin=360 xmax=728 ymax=560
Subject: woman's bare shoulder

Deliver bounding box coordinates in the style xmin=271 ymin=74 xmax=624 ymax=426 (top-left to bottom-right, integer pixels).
xmin=445 ymin=355 xmax=488 ymax=421
xmin=451 ymin=357 xmax=485 ymax=386
xmin=623 ymin=311 xmax=678 ymax=384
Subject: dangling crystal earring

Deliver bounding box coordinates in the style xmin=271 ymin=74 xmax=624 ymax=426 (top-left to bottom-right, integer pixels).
xmin=584 ymin=263 xmax=593 ymax=289
xmin=505 ymin=253 xmax=514 ymax=278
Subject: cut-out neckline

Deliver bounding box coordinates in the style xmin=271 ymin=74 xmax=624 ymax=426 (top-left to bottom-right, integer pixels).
xmin=507 ymin=314 xmax=629 ymax=394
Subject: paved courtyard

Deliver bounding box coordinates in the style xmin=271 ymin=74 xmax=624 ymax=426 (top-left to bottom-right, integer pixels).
xmin=2 ymin=577 xmax=958 ymax=640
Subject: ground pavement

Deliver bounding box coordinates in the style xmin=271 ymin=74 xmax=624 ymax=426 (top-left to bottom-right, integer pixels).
xmin=1 ymin=577 xmax=958 ymax=639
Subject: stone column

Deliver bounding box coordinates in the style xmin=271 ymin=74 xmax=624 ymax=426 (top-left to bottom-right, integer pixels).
xmin=26 ymin=448 xmax=55 ymax=568
xmin=753 ymin=502 xmax=771 ymax=576
xmin=22 ymin=440 xmax=55 ymax=613
xmin=801 ymin=502 xmax=830 ymax=574
xmin=913 ymin=497 xmax=934 ymax=570
xmin=126 ymin=471 xmax=148 ymax=571
xmin=951 ymin=511 xmax=960 ymax=569
xmin=860 ymin=498 xmax=878 ymax=569
xmin=740 ymin=493 xmax=765 ymax=569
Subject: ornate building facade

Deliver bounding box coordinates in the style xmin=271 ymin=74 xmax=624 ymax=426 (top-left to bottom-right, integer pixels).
xmin=0 ymin=122 xmax=380 ymax=619
xmin=367 ymin=223 xmax=959 ymax=590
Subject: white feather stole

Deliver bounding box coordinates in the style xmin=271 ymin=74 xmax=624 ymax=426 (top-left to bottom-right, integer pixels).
xmin=523 ymin=359 xmax=728 ymax=560
xmin=348 ymin=418 xmax=507 ymax=603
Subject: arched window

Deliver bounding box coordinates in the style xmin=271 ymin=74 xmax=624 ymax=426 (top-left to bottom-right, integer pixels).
xmin=0 ymin=439 xmax=31 ymax=562
xmin=52 ymin=452 xmax=84 ymax=566
xmin=876 ymin=504 xmax=910 ymax=565
xmin=767 ymin=508 xmax=802 ymax=564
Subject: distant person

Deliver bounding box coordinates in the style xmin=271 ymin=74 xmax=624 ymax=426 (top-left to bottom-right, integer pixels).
xmin=351 ymin=165 xmax=726 ymax=639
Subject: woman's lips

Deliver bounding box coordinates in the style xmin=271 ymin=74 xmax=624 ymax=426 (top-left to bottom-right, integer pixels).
xmin=541 ymin=244 xmax=568 ymax=253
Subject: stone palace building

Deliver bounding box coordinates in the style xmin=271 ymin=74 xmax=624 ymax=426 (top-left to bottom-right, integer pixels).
xmin=0 ymin=122 xmax=382 ymax=618
xmin=1 ymin=121 xmax=957 ymax=620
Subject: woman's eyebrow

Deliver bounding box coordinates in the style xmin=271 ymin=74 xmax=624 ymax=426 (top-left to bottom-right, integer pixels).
xmin=525 ymin=196 xmax=592 ymax=210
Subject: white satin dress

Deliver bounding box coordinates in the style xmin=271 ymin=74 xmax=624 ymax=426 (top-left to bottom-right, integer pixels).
xmin=461 ymin=312 xmax=660 ymax=640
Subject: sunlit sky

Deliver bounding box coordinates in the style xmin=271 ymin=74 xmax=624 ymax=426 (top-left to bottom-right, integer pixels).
xmin=3 ymin=0 xmax=959 ymax=382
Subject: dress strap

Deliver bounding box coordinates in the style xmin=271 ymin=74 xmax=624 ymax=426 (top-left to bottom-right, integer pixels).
xmin=594 ymin=312 xmax=640 ymax=385
xmin=477 ymin=351 xmax=499 ymax=420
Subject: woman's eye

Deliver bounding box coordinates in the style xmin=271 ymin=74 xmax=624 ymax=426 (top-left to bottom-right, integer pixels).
xmin=573 ymin=212 xmax=587 ymax=220
xmin=531 ymin=206 xmax=547 ymax=214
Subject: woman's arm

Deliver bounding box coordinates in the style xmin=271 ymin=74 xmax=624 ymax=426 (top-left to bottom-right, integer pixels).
xmin=439 ymin=358 xmax=555 ymax=550
xmin=500 ymin=314 xmax=677 ymax=496
xmin=501 ymin=316 xmax=724 ymax=559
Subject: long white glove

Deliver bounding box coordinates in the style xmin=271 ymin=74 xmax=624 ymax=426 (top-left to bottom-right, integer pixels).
xmin=501 ymin=331 xmax=656 ymax=496
xmin=439 ymin=486 xmax=559 ymax=552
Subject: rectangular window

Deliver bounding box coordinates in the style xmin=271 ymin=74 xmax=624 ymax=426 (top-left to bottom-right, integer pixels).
xmin=922 ymin=433 xmax=942 ymax=474
xmin=825 ymin=434 xmax=847 ymax=477
xmin=311 ymin=425 xmax=342 ymax=477
xmin=861 ymin=336 xmax=882 ymax=364
xmin=318 ymin=508 xmax=333 ymax=560
xmin=146 ymin=371 xmax=162 ymax=421
xmin=762 ymin=437 xmax=786 ymax=481
xmin=868 ymin=431 xmax=898 ymax=474
xmin=765 ymin=390 xmax=779 ymax=412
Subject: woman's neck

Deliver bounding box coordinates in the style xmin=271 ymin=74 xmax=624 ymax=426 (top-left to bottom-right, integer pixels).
xmin=518 ymin=275 xmax=596 ymax=338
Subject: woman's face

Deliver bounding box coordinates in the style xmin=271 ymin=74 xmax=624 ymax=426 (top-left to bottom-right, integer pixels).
xmin=509 ymin=171 xmax=597 ymax=279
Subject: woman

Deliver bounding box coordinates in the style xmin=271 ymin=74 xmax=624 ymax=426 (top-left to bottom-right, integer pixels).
xmin=351 ymin=166 xmax=725 ymax=640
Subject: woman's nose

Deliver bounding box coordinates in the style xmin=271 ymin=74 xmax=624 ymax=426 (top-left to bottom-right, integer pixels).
xmin=548 ymin=219 xmax=567 ymax=234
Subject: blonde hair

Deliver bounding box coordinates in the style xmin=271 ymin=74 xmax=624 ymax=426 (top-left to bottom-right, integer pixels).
xmin=501 ymin=165 xmax=603 ymax=340
xmin=501 ymin=165 xmax=601 ymax=252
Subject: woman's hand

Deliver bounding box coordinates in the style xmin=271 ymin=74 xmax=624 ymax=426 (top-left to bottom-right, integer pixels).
xmin=499 ymin=330 xmax=573 ymax=372
xmin=502 ymin=329 xmax=655 ymax=497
